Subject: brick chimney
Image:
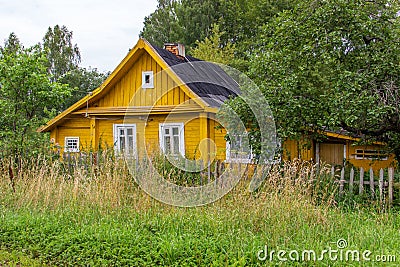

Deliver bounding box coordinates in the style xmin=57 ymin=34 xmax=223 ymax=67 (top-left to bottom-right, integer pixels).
xmin=163 ymin=43 xmax=185 ymax=58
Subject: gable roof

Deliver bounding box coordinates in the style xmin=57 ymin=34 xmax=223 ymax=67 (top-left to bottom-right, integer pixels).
xmin=38 ymin=38 xmax=240 ymax=132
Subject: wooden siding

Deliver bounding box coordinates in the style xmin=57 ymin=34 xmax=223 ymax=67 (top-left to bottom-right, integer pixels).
xmin=95 ymin=52 xmax=194 ymax=108
xmin=53 ymin=117 xmax=91 ymax=151
xmin=346 ymin=144 xmax=395 ymax=171
xmin=51 ymin=114 xmax=228 ymax=161
xmin=282 ymin=138 xmax=314 ymax=161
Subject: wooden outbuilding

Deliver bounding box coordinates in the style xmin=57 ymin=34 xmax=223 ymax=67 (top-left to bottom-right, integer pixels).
xmin=283 ymin=131 xmax=396 ymax=171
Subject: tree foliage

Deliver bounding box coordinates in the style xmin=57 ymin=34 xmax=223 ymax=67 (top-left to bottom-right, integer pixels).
xmin=58 ymin=67 xmax=108 ymax=112
xmin=0 ymin=27 xmax=106 ymax=156
xmin=140 ymin=0 xmax=295 ymax=70
xmin=0 ymin=38 xmax=71 ymax=155
xmin=42 ymin=25 xmax=81 ymax=82
xmin=42 ymin=25 xmax=106 ymax=113
xmin=0 ymin=32 xmax=22 ymax=56
xmin=140 ymin=0 xmax=185 ymax=47
xmin=250 ymin=0 xmax=400 ymax=160
xmin=191 ymin=24 xmax=236 ymax=65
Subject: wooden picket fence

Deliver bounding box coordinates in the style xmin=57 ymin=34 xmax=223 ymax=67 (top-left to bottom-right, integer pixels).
xmin=59 ymin=152 xmax=398 ymax=205
xmin=332 ymin=166 xmax=396 ymax=205
xmin=61 ymin=151 xmax=227 ymax=179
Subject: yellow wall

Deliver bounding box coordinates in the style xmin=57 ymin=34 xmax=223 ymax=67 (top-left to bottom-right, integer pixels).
xmin=95 ymin=52 xmax=194 ymax=108
xmin=51 ymin=114 xmax=227 ymax=161
xmin=50 ymin=118 xmax=91 ymax=152
xmin=282 ymin=137 xmax=314 ymax=161
xmin=346 ymin=143 xmax=396 ymax=170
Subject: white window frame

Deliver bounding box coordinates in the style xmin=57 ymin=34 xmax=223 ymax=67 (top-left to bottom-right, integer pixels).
xmin=225 ymin=133 xmax=254 ymax=163
xmin=64 ymin=137 xmax=80 ymax=152
xmin=113 ymin=124 xmax=137 ymax=158
xmin=159 ymin=123 xmax=185 ymax=156
xmin=142 ymin=71 xmax=154 ymax=89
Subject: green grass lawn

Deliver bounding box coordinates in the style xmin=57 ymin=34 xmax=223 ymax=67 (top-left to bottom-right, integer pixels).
xmin=0 ymin=248 xmax=44 ymax=266
xmin=1 ymin=197 xmax=399 ymax=266
xmin=0 ymin=158 xmax=399 ymax=266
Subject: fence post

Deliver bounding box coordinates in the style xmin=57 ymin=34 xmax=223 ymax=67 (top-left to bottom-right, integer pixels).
xmin=339 ymin=167 xmax=345 ymax=196
xmin=207 ymin=160 xmax=211 ymax=183
xmin=359 ymin=167 xmax=364 ymax=195
xmin=349 ymin=167 xmax=355 ymax=194
xmin=369 ymin=167 xmax=375 ymax=197
xmin=214 ymin=160 xmax=219 ymax=179
xmin=199 ymin=159 xmax=204 ymax=186
xmin=379 ymin=168 xmax=384 ymax=205
xmin=388 ymin=167 xmax=394 ymax=206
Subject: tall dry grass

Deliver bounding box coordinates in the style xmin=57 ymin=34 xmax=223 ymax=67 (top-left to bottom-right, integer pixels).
xmin=1 ymin=154 xmax=336 ymax=221
xmin=0 ymin=155 xmax=342 ymax=260
xmin=216 ymin=160 xmax=335 ymax=230
xmin=0 ymin=154 xmax=157 ymax=212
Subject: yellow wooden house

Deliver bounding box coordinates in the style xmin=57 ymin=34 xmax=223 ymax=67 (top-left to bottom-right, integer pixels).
xmin=38 ymin=39 xmax=241 ymax=163
xmin=38 ymin=38 xmax=396 ymax=171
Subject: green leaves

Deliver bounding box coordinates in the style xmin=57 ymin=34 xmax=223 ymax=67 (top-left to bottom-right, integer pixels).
xmin=249 ymin=0 xmax=400 ymax=159
xmin=42 ymin=25 xmax=81 ymax=82
xmin=140 ymin=0 xmax=297 ymax=71
xmin=0 ymin=26 xmax=106 ymax=157
xmin=191 ymin=24 xmax=236 ymax=65
xmin=0 ymin=39 xmax=72 ymax=156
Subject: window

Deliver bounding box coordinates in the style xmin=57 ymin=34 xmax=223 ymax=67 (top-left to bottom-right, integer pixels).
xmin=159 ymin=123 xmax=185 ymax=156
xmin=226 ymin=133 xmax=254 ymax=163
xmin=142 ymin=71 xmax=154 ymax=89
xmin=113 ymin=124 xmax=137 ymax=157
xmin=354 ymin=149 xmax=388 ymax=160
xmin=65 ymin=137 xmax=80 ymax=152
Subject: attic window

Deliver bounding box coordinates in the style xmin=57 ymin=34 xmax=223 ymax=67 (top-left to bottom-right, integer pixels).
xmin=142 ymin=71 xmax=154 ymax=89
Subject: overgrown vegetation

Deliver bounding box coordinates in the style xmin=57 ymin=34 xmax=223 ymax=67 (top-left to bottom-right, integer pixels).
xmin=0 ymin=26 xmax=107 ymax=158
xmin=142 ymin=0 xmax=400 ymax=161
xmin=1 ymin=155 xmax=399 ymax=266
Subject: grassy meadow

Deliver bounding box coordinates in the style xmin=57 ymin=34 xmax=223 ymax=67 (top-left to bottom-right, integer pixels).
xmin=0 ymin=155 xmax=399 ymax=266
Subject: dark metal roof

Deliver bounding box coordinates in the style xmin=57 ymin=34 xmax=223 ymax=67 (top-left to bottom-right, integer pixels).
xmin=151 ymin=43 xmax=241 ymax=108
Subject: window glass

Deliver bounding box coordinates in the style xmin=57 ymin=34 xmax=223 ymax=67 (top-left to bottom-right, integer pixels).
xmin=65 ymin=137 xmax=79 ymax=152
xmin=142 ymin=71 xmax=154 ymax=88
xmin=160 ymin=123 xmax=184 ymax=156
xmin=226 ymin=133 xmax=253 ymax=163
xmin=114 ymin=124 xmax=136 ymax=157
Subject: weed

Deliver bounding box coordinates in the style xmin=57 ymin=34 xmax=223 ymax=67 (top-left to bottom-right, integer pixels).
xmin=0 ymin=155 xmax=399 ymax=266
